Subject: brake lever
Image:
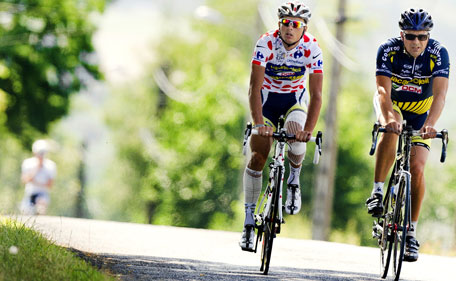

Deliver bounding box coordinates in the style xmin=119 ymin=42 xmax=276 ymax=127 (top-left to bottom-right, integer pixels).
xmin=369 ymin=122 xmax=381 ymax=156
xmin=242 ymin=123 xmax=252 ymax=156
xmin=439 ymin=129 xmax=448 ymax=163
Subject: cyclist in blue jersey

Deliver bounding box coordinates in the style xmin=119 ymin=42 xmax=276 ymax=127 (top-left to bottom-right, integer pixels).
xmin=240 ymin=0 xmax=323 ymax=251
xmin=366 ymin=8 xmax=450 ymax=262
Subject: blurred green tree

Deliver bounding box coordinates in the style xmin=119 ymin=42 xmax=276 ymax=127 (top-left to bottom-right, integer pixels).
xmin=0 ymin=0 xmax=105 ymax=145
xmin=102 ymin=0 xmax=256 ymax=227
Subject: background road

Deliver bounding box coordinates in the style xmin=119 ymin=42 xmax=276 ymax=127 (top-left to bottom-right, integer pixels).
xmin=13 ymin=215 xmax=456 ymax=280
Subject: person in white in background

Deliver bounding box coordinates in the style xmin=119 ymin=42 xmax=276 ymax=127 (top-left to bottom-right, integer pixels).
xmin=20 ymin=140 xmax=57 ymax=215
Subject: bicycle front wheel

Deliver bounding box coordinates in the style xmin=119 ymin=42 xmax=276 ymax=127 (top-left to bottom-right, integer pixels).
xmin=260 ymin=167 xmax=282 ymax=275
xmin=380 ymin=191 xmax=393 ymax=278
xmin=391 ymin=172 xmax=410 ymax=281
xmin=260 ymin=215 xmax=274 ymax=274
xmin=380 ymin=165 xmax=400 ymax=279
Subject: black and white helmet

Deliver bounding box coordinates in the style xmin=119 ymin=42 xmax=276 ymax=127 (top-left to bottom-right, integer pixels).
xmin=277 ymin=1 xmax=311 ymax=23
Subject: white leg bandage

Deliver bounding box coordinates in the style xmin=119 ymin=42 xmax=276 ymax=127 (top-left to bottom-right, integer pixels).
xmin=243 ymin=167 xmax=262 ymax=204
xmin=285 ymin=110 xmax=307 ymax=165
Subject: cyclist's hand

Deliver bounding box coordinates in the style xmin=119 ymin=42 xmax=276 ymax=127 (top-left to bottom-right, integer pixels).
xmin=295 ymin=130 xmax=312 ymax=142
xmin=258 ymin=125 xmax=273 ymax=138
xmin=385 ymin=121 xmax=401 ymax=135
xmin=421 ymin=125 xmax=437 ymax=139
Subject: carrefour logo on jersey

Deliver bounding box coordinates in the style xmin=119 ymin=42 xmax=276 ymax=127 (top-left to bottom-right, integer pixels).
xmin=256 ymin=51 xmax=264 ymax=60
xmin=294 ymin=50 xmax=303 ymax=59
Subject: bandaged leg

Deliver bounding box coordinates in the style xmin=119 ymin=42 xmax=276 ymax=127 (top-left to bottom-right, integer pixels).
xmin=285 ymin=110 xmax=307 ymax=166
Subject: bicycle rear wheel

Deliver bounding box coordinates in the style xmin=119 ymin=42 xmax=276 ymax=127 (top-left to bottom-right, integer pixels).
xmin=260 ymin=167 xmax=282 ymax=275
xmin=391 ymin=173 xmax=410 ymax=281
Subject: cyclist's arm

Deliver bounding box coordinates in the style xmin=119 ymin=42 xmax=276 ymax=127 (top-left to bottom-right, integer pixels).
xmin=376 ymin=75 xmax=401 ymax=134
xmin=21 ymin=171 xmax=36 ymax=184
xmin=21 ymin=162 xmax=40 ymax=184
xmin=304 ymin=73 xmax=323 ymax=135
xmin=45 ymin=179 xmax=54 ymax=189
xmin=421 ymin=76 xmax=449 ymax=138
xmin=248 ymin=63 xmax=265 ymax=125
xmin=248 ymin=64 xmax=271 ymax=136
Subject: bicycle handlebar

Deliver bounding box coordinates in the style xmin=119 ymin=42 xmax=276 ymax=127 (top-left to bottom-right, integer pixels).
xmin=369 ymin=122 xmax=449 ymax=163
xmin=250 ymin=129 xmax=318 ymax=142
xmin=242 ymin=122 xmax=323 ymax=164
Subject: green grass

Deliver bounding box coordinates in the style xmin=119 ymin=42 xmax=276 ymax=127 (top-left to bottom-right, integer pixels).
xmin=0 ymin=217 xmax=115 ymax=281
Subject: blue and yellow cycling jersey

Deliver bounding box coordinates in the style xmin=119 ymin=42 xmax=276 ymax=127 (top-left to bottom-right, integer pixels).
xmin=376 ymin=37 xmax=450 ymax=115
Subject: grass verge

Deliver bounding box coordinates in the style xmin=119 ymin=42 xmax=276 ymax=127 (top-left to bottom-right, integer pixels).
xmin=0 ymin=217 xmax=116 ymax=281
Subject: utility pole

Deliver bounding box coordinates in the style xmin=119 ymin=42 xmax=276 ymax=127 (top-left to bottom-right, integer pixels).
xmin=75 ymin=140 xmax=87 ymax=218
xmin=312 ymin=0 xmax=347 ymax=241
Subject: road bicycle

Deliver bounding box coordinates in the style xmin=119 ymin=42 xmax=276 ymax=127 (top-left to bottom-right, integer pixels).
xmin=242 ymin=116 xmax=322 ymax=275
xmin=369 ymin=121 xmax=448 ymax=281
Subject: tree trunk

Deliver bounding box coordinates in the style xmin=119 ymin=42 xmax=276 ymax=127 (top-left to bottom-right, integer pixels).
xmin=75 ymin=141 xmax=87 ymax=218
xmin=312 ymin=0 xmax=347 ymax=241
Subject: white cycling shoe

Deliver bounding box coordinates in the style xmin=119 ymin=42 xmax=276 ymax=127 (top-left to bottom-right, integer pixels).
xmin=239 ymin=225 xmax=255 ymax=251
xmin=285 ymin=184 xmax=301 ymax=215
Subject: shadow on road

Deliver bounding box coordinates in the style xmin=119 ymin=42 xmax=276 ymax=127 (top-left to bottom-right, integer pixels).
xmin=69 ymin=248 xmax=419 ymax=281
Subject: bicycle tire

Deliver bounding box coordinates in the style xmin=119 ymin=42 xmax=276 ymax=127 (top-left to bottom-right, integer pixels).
xmin=392 ymin=172 xmax=410 ymax=281
xmin=260 ymin=215 xmax=274 ymax=274
xmin=380 ymin=171 xmax=395 ymax=279
xmin=260 ymin=166 xmax=282 ymax=275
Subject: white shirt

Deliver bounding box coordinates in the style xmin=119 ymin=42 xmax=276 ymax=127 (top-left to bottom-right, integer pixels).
xmin=251 ymin=29 xmax=323 ymax=95
xmin=21 ymin=157 xmax=57 ymax=195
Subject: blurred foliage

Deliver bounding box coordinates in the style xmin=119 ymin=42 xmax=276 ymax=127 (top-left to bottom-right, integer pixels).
xmin=0 ymin=0 xmax=105 ymax=145
xmin=0 ymin=0 xmax=106 ymax=216
xmin=330 ymin=71 xmax=375 ymax=246
xmin=0 ymin=134 xmax=27 ymax=212
xmin=102 ymin=0 xmax=255 ymax=227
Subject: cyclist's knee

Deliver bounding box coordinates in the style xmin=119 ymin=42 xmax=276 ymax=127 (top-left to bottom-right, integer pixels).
xmin=410 ymin=162 xmax=425 ymax=178
xmin=380 ymin=131 xmax=398 ymax=143
xmin=378 ymin=134 xmax=398 ymax=152
xmin=285 ymin=110 xmax=306 ymax=133
xmin=249 ymin=152 xmax=268 ymax=170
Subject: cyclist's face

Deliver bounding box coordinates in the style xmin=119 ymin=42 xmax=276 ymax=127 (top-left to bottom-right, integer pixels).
xmin=35 ymin=151 xmax=46 ymax=161
xmin=279 ymin=17 xmax=307 ymax=45
xmin=401 ymin=30 xmax=429 ymax=58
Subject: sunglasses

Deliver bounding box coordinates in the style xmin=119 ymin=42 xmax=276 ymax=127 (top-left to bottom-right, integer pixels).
xmin=403 ymin=33 xmax=429 ymax=41
xmin=279 ymin=19 xmax=306 ymax=28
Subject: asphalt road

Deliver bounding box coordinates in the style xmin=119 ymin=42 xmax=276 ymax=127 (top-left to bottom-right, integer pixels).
xmin=12 ymin=215 xmax=456 ymax=280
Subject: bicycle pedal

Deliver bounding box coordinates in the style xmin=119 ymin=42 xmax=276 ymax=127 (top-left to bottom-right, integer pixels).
xmin=241 ymin=247 xmax=255 ymax=253
xmin=372 ymin=230 xmax=381 ymax=239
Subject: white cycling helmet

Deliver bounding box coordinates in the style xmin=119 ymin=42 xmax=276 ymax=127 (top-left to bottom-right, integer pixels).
xmin=277 ymin=1 xmax=311 ymax=23
xmin=32 ymin=139 xmax=48 ymax=155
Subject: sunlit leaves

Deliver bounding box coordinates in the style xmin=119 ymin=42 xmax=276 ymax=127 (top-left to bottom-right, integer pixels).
xmin=0 ymin=0 xmax=105 ymax=144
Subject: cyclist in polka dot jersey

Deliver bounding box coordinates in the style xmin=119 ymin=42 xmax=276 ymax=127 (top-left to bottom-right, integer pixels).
xmin=240 ymin=0 xmax=323 ymax=251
